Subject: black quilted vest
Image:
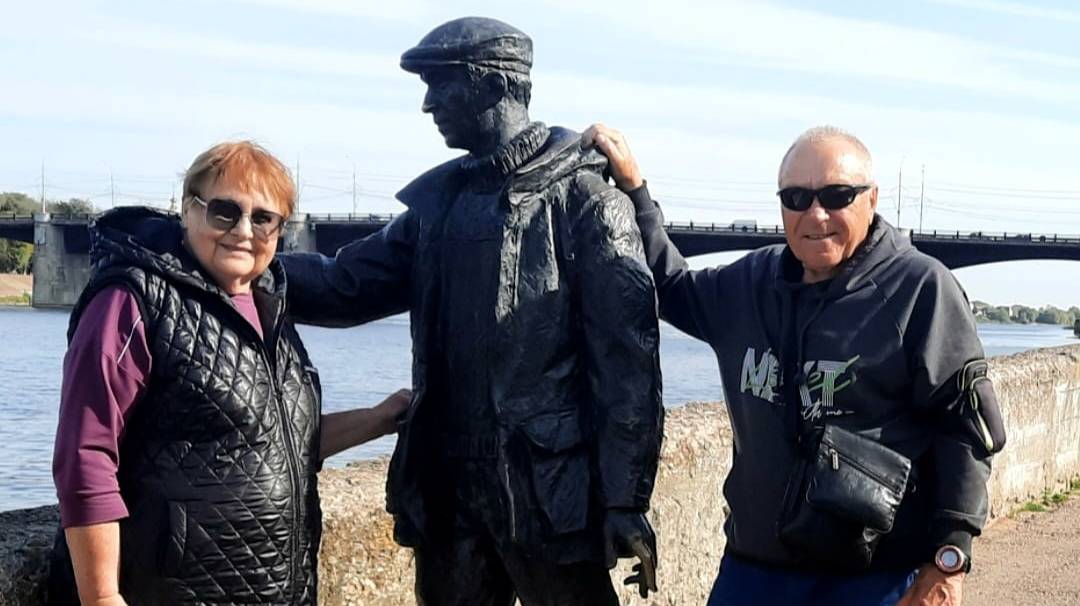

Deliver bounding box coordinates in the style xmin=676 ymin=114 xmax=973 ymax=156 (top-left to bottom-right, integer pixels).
xmin=59 ymin=207 xmax=322 ymax=605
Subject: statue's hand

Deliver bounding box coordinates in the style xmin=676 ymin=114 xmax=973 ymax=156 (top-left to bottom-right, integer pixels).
xmin=581 ymin=124 xmax=645 ymax=192
xmin=603 ymin=509 xmax=658 ymax=598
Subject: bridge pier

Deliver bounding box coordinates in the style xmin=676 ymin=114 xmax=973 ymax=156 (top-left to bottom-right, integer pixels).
xmin=283 ymin=215 xmax=317 ymax=253
xmin=31 ymin=213 xmax=91 ymax=309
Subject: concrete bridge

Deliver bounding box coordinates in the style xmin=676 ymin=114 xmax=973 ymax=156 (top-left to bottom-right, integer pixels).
xmin=4 ymin=212 xmax=1080 ymax=307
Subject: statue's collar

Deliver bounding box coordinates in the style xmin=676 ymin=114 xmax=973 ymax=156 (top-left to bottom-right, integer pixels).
xmin=396 ymin=124 xmax=603 ymax=212
xmin=460 ymin=122 xmax=550 ymax=189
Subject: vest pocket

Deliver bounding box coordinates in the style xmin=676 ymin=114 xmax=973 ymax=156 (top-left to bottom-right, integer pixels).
xmin=302 ymin=365 xmax=323 ymax=402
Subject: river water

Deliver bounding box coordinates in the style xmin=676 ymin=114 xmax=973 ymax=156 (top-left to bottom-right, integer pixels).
xmin=0 ymin=307 xmax=1074 ymax=512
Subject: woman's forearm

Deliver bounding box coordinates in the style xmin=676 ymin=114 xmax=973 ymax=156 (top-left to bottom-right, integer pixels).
xmin=320 ymin=408 xmax=392 ymax=460
xmin=65 ymin=522 xmax=127 ymax=606
xmin=319 ymin=389 xmax=411 ymax=461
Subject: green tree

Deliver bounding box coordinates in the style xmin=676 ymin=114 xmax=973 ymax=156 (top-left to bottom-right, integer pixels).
xmin=1014 ymin=306 xmax=1038 ymax=324
xmin=0 ymin=192 xmax=36 ymax=273
xmin=1036 ymin=308 xmax=1063 ymax=325
xmin=984 ymin=307 xmax=1011 ymax=323
xmin=0 ymin=192 xmax=39 ymax=214
xmin=49 ymin=198 xmax=95 ymax=215
xmin=1068 ymin=307 xmax=1080 ymax=326
xmin=0 ymin=239 xmax=33 ymax=273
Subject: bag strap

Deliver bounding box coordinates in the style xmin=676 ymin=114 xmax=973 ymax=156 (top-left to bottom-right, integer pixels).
xmin=779 ymin=286 xmax=828 ymax=452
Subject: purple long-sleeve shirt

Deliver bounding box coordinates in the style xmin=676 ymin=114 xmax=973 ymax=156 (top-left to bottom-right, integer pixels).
xmin=53 ymin=285 xmax=263 ymax=528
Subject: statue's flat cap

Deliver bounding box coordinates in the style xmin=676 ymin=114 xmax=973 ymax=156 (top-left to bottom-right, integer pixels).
xmin=401 ymin=17 xmax=532 ymax=75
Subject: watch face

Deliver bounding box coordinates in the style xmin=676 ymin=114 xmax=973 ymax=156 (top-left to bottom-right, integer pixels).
xmin=936 ymin=546 xmax=965 ymax=573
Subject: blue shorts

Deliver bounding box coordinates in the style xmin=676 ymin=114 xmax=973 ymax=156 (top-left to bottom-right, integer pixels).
xmin=706 ymin=555 xmax=918 ymax=606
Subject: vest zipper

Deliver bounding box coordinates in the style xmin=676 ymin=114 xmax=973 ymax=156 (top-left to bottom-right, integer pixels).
xmin=256 ymin=301 xmax=304 ymax=602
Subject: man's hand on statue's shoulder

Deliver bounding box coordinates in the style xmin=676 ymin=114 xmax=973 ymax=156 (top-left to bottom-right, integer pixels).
xmin=581 ymin=123 xmax=644 ymax=193
xmin=602 ymin=508 xmax=658 ymax=598
xmin=893 ymin=564 xmax=964 ymax=606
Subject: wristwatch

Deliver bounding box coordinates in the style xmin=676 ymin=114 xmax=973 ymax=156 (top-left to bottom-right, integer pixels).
xmin=933 ymin=545 xmax=969 ymax=574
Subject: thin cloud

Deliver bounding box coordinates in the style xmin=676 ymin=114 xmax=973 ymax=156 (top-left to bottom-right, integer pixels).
xmin=927 ymin=0 xmax=1080 ymax=23
xmin=226 ymin=0 xmax=439 ymax=22
xmin=537 ymin=0 xmax=1080 ymax=104
xmin=78 ymin=20 xmax=403 ymax=80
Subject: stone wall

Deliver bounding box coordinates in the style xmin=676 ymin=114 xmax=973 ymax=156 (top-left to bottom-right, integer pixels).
xmin=4 ymin=345 xmax=1080 ymax=605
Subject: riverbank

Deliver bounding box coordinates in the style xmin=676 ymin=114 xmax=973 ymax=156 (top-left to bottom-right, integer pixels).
xmin=0 ymin=274 xmax=31 ymax=298
xmin=0 ymin=274 xmax=31 ymax=306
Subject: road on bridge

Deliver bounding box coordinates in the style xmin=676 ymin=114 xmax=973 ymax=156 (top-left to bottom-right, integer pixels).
xmin=967 ymin=496 xmax=1080 ymax=605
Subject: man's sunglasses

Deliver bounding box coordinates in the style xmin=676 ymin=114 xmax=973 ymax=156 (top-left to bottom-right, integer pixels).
xmin=777 ymin=184 xmax=874 ymax=212
xmin=191 ymin=195 xmax=285 ymax=240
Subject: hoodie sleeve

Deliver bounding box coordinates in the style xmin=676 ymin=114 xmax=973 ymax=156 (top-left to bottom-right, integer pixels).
xmin=277 ymin=212 xmax=416 ymax=327
xmin=626 ymin=184 xmax=728 ymax=344
xmin=903 ymin=260 xmax=998 ymax=565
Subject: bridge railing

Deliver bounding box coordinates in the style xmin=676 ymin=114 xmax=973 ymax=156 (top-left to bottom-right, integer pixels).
xmin=49 ymin=213 xmax=97 ymax=223
xmin=663 ymin=221 xmax=785 ymax=234
xmin=0 ymin=213 xmax=101 ymax=222
xmin=910 ymin=230 xmax=1080 ymax=244
xmin=304 ymin=213 xmax=398 ymax=223
xmin=0 ymin=213 xmax=36 ymax=222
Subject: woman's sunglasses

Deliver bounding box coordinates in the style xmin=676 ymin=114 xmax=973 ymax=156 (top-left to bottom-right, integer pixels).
xmin=777 ymin=184 xmax=874 ymax=212
xmin=191 ymin=195 xmax=285 ymax=240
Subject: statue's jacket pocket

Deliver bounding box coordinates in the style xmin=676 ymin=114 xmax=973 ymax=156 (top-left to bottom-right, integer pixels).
xmin=517 ymin=409 xmax=590 ymax=535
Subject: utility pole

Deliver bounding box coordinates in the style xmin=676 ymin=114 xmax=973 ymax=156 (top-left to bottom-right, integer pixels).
xmin=110 ymin=173 xmax=116 ymax=208
xmin=918 ymin=165 xmax=925 ymax=233
xmin=295 ymin=157 xmax=302 ymax=213
xmin=352 ymin=163 xmax=357 ymax=216
xmin=896 ymin=165 xmax=903 ymax=227
xmin=40 ymin=161 xmax=46 ymax=214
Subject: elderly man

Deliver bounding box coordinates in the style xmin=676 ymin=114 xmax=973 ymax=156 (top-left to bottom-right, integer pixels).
xmin=280 ymin=18 xmax=663 ymax=605
xmin=584 ymin=124 xmax=1005 ymax=606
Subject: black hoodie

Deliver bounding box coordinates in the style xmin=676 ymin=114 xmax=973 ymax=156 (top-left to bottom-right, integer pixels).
xmin=628 ymin=186 xmax=994 ymax=571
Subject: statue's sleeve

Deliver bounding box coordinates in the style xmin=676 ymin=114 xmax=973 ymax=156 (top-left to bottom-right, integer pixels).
xmin=571 ymin=184 xmax=664 ymax=511
xmin=278 ymin=211 xmax=416 ymax=327
xmin=626 ymin=184 xmax=727 ymax=343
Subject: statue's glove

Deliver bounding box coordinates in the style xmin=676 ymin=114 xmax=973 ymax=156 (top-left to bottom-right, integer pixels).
xmin=602 ymin=508 xmax=658 ymax=598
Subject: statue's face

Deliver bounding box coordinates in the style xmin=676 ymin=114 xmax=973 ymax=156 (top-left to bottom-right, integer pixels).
xmin=420 ymin=67 xmax=489 ymax=151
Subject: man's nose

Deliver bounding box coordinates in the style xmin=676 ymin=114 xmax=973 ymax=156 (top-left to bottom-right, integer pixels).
xmin=805 ymin=198 xmax=830 ymax=219
xmin=421 ymin=89 xmax=436 ymax=114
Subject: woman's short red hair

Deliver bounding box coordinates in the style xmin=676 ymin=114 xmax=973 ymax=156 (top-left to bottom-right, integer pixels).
xmin=182 ymin=141 xmax=296 ymax=217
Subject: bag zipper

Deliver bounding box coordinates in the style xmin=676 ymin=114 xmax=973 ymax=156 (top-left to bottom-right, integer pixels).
xmin=825 ymin=444 xmax=903 ymax=493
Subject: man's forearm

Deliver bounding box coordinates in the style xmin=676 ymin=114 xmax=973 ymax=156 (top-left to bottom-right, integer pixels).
xmin=930 ymin=436 xmax=991 ymax=561
xmin=65 ymin=522 xmax=126 ymax=605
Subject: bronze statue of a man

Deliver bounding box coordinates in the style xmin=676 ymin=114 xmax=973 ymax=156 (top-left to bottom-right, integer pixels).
xmin=281 ymin=16 xmax=663 ymax=604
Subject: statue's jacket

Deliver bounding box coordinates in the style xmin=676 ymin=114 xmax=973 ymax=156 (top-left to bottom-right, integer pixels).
xmin=281 ymin=126 xmax=664 ymax=562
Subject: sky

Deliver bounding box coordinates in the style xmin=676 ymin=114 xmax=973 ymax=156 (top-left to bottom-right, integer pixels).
xmin=2 ymin=0 xmax=1079 ymax=306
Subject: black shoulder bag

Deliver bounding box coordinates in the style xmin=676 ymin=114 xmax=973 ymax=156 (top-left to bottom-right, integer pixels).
xmin=775 ymin=349 xmax=913 ymax=571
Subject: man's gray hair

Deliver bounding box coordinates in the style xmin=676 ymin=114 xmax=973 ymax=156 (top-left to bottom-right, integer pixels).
xmin=779 ymin=125 xmax=874 ymax=181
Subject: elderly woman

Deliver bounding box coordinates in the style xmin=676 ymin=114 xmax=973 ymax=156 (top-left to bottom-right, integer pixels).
xmin=49 ymin=141 xmax=408 ymax=605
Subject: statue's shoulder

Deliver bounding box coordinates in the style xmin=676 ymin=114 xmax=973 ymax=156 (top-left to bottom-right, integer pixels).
xmin=396 ymin=156 xmax=467 ymax=214
xmin=515 ymin=125 xmax=611 ymax=203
